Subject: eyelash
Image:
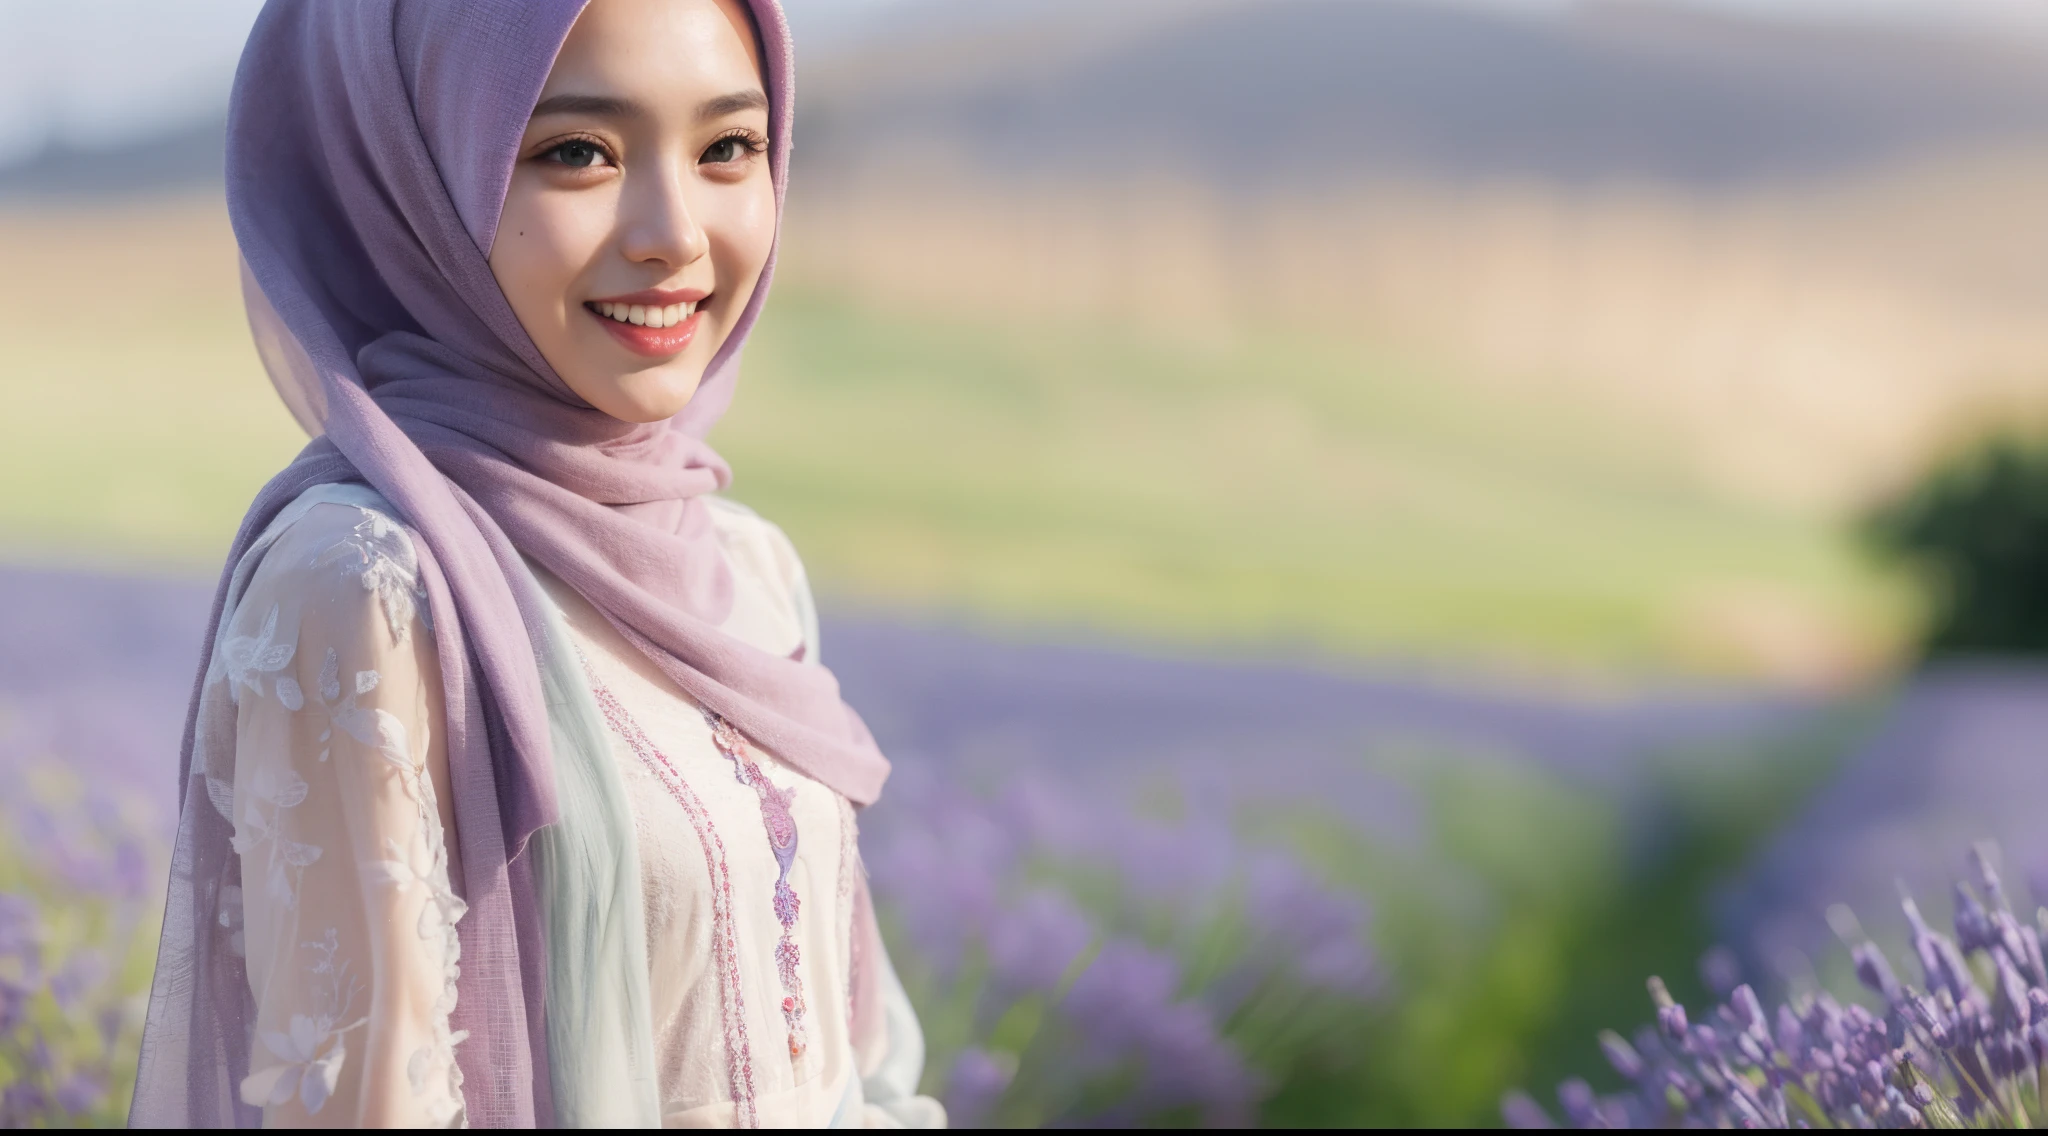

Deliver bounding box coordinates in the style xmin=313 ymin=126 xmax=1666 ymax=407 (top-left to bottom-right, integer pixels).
xmin=538 ymin=133 xmax=616 ymax=170
xmin=701 ymin=128 xmax=769 ymax=164
xmin=534 ymin=129 xmax=768 ymax=173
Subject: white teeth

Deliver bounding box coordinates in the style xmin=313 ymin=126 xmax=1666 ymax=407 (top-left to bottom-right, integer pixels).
xmin=595 ymin=300 xmax=696 ymax=326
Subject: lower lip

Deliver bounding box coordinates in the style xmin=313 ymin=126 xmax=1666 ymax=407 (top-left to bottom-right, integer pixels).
xmin=589 ymin=306 xmax=702 ymax=358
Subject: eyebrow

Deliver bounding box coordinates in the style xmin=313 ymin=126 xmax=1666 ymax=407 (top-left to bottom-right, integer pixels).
xmin=531 ymin=93 xmax=644 ymax=119
xmin=696 ymin=89 xmax=768 ymax=121
xmin=529 ymin=89 xmax=769 ymax=122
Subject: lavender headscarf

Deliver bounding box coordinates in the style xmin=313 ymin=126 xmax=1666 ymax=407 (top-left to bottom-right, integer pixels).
xmin=131 ymin=0 xmax=890 ymax=1125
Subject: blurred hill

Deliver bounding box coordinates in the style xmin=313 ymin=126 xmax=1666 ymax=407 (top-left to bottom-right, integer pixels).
xmin=12 ymin=0 xmax=2048 ymax=197
xmin=799 ymin=0 xmax=2048 ymax=189
xmin=775 ymin=0 xmax=2048 ymax=520
xmin=0 ymin=120 xmax=224 ymax=199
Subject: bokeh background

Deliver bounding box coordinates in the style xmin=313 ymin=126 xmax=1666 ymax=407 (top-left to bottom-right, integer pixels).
xmin=6 ymin=0 xmax=2048 ymax=1125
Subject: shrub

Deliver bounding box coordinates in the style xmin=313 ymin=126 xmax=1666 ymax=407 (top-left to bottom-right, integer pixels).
xmin=1866 ymin=435 xmax=2048 ymax=656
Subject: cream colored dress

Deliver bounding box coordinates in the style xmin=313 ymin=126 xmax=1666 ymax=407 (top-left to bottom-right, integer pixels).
xmin=212 ymin=492 xmax=941 ymax=1128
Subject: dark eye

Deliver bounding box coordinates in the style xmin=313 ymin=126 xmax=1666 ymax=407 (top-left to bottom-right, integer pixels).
xmin=700 ymin=132 xmax=765 ymax=167
xmin=545 ymin=140 xmax=609 ymax=169
xmin=701 ymin=137 xmax=746 ymax=165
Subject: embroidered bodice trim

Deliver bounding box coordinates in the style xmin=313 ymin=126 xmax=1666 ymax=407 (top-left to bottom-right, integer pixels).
xmin=706 ymin=712 xmax=812 ymax=1062
xmin=579 ymin=652 xmax=763 ymax=1128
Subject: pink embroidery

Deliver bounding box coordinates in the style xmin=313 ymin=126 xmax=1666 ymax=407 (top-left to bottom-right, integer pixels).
xmin=706 ymin=709 xmax=812 ymax=1063
xmin=581 ymin=661 xmax=759 ymax=1128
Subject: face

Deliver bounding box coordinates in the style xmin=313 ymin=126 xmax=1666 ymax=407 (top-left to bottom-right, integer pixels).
xmin=490 ymin=0 xmax=776 ymax=423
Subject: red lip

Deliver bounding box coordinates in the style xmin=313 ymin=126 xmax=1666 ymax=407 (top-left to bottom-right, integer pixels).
xmin=589 ymin=306 xmax=702 ymax=358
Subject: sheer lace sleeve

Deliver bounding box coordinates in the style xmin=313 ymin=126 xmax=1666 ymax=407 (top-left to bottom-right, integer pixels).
xmin=216 ymin=501 xmax=468 ymax=1128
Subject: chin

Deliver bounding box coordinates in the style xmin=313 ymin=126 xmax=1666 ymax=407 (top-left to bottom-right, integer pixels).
xmin=617 ymin=382 xmax=704 ymax=423
xmin=574 ymin=364 xmax=705 ymax=423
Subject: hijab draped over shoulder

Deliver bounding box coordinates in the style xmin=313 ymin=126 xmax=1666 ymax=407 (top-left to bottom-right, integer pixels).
xmin=129 ymin=0 xmax=892 ymax=1125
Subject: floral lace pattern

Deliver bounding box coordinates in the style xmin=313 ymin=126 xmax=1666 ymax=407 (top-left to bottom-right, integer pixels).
xmin=213 ymin=500 xmax=468 ymax=1126
xmin=230 ymin=766 xmax=321 ymax=908
xmin=313 ymin=507 xmax=427 ymax=645
xmin=240 ymin=928 xmax=365 ymax=1114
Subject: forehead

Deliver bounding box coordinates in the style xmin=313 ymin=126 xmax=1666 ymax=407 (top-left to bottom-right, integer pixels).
xmin=543 ymin=0 xmax=766 ymax=106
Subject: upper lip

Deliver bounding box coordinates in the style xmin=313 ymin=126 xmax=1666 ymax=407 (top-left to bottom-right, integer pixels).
xmin=588 ymin=287 xmax=709 ymax=306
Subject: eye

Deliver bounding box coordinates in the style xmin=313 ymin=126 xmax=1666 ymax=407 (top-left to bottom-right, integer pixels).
xmin=700 ymin=130 xmax=766 ymax=168
xmin=541 ymin=138 xmax=614 ymax=170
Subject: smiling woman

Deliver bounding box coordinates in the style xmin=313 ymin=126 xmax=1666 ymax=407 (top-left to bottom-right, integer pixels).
xmin=491 ymin=0 xmax=779 ymax=424
xmin=127 ymin=0 xmax=941 ymax=1129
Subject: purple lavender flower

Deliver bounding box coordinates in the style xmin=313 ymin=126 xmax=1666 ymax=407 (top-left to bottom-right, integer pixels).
xmin=0 ymin=975 xmax=27 ymax=1035
xmin=1519 ymin=844 xmax=2048 ymax=1130
xmin=1597 ymin=1030 xmax=1644 ymax=1081
xmin=1556 ymin=1078 xmax=1599 ymax=1127
xmin=986 ymin=889 xmax=1092 ymax=994
xmin=1697 ymin=944 xmax=1742 ymax=997
xmin=1501 ymin=1089 xmax=1556 ymax=1129
xmin=49 ymin=949 xmax=107 ymax=1012
xmin=1063 ymin=939 xmax=1255 ymax=1119
xmin=944 ymin=1047 xmax=1013 ymax=1127
xmin=2 ymin=1082 xmax=49 ymax=1127
xmin=1064 ymin=940 xmax=1183 ymax=1051
xmin=1242 ymin=852 xmax=1375 ymax=995
xmin=0 ymin=893 xmax=37 ymax=957
xmin=53 ymin=1073 xmax=102 ymax=1115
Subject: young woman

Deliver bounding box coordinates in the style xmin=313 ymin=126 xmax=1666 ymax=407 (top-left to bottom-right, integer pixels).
xmin=129 ymin=0 xmax=941 ymax=1127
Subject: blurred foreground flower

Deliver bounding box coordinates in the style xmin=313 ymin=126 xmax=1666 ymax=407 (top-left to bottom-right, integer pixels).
xmin=865 ymin=765 xmax=1379 ymax=1126
xmin=1509 ymin=844 xmax=2048 ymax=1129
xmin=0 ymin=744 xmax=163 ymax=1126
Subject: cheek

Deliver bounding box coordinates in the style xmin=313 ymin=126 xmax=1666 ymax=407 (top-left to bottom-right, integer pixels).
xmin=706 ymin=181 xmax=779 ymax=308
xmin=491 ymin=177 xmax=614 ymax=328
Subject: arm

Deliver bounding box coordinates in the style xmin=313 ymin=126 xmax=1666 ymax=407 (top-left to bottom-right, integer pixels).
xmin=222 ymin=503 xmax=468 ymax=1128
xmin=855 ymin=928 xmax=947 ymax=1129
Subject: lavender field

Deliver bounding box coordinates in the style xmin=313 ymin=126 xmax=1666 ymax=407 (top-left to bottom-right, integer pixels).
xmin=0 ymin=560 xmax=1934 ymax=1126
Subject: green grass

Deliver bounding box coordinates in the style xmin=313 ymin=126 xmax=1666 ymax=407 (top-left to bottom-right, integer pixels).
xmin=724 ymin=288 xmax=1903 ymax=674
xmin=1240 ymin=703 xmax=1876 ymax=1126
xmin=0 ymin=202 xmax=1905 ymax=674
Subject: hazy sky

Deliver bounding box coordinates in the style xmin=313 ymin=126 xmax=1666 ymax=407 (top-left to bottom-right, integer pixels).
xmin=2 ymin=0 xmax=2041 ymax=165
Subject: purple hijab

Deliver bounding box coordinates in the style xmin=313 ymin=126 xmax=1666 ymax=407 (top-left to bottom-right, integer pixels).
xmin=131 ymin=0 xmax=890 ymax=1125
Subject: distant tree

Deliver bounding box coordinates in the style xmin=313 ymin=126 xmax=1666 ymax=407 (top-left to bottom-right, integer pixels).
xmin=1866 ymin=434 xmax=2048 ymax=656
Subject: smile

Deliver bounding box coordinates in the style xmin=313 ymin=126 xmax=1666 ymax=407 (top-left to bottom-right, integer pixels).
xmin=583 ymin=294 xmax=707 ymax=358
xmin=592 ymin=299 xmax=695 ymax=328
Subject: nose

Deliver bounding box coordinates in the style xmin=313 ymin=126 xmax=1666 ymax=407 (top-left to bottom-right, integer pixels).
xmin=617 ymin=156 xmax=710 ymax=271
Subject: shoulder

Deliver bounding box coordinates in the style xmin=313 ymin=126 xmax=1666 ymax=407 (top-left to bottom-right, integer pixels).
xmin=237 ymin=498 xmax=428 ymax=650
xmin=705 ymin=496 xmax=808 ymax=597
xmin=704 ymin=496 xmax=822 ymax=663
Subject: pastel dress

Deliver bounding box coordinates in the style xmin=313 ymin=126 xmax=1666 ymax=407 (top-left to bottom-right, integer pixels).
xmin=202 ymin=485 xmax=942 ymax=1128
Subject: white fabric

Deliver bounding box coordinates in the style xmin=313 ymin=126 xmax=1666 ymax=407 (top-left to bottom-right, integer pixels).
xmin=209 ymin=489 xmax=942 ymax=1128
